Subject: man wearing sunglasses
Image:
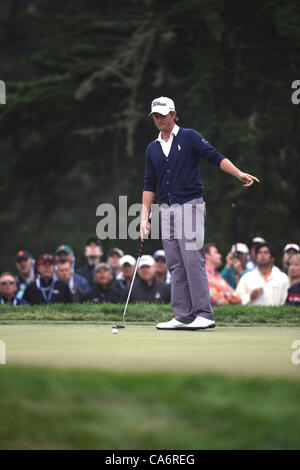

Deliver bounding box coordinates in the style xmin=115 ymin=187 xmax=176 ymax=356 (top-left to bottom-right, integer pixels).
xmin=0 ymin=272 xmax=28 ymax=305
xmin=15 ymin=250 xmax=35 ymax=300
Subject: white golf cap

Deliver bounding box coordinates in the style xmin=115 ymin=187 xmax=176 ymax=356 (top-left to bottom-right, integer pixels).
xmin=120 ymin=255 xmax=136 ymax=267
xmin=153 ymin=249 xmax=166 ymax=261
xmin=283 ymin=243 xmax=300 ymax=253
xmin=139 ymin=255 xmax=155 ymax=268
xmin=251 ymin=236 xmax=266 ymax=244
xmin=231 ymin=243 xmax=249 ymax=254
xmin=149 ymin=96 xmax=175 ymax=116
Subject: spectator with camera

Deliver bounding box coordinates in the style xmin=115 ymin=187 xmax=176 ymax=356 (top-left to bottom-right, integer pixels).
xmin=221 ymin=243 xmax=252 ymax=289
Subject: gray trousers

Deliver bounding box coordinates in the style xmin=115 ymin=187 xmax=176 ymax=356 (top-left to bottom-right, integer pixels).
xmin=161 ymin=197 xmax=214 ymax=323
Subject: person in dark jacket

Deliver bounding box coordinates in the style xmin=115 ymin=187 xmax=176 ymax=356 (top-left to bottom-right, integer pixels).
xmin=15 ymin=250 xmax=36 ymax=300
xmin=82 ymin=263 xmax=123 ymax=303
xmin=55 ymin=259 xmax=89 ymax=302
xmin=0 ymin=272 xmax=28 ymax=305
xmin=23 ymin=254 xmax=72 ymax=305
xmin=76 ymin=238 xmax=104 ymax=287
xmin=128 ymin=255 xmax=170 ymax=304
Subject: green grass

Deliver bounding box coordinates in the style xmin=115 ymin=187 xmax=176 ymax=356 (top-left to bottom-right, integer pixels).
xmin=0 ymin=304 xmax=299 ymax=450
xmin=0 ymin=303 xmax=299 ymax=326
xmin=0 ymin=366 xmax=299 ymax=450
xmin=1 ymin=325 xmax=299 ymax=378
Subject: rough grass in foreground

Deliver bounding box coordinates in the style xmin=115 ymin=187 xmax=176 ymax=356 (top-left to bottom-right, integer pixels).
xmin=0 ymin=303 xmax=299 ymax=326
xmin=0 ymin=366 xmax=299 ymax=450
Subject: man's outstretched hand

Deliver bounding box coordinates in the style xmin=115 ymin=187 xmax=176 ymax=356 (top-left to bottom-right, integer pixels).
xmin=238 ymin=172 xmax=260 ymax=187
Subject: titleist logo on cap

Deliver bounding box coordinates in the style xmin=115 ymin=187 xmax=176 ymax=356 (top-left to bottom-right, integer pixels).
xmin=152 ymin=101 xmax=167 ymax=107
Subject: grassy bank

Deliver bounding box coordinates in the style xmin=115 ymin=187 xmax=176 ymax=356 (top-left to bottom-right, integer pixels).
xmin=0 ymin=366 xmax=299 ymax=450
xmin=0 ymin=303 xmax=299 ymax=326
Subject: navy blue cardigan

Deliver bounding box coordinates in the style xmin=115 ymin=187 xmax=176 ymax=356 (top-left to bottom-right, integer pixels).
xmin=144 ymin=127 xmax=226 ymax=205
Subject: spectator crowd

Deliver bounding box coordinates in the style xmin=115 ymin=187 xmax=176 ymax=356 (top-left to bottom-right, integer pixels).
xmin=0 ymin=236 xmax=299 ymax=307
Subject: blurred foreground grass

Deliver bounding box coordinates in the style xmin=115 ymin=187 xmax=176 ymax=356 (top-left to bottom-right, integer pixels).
xmin=0 ymin=366 xmax=299 ymax=450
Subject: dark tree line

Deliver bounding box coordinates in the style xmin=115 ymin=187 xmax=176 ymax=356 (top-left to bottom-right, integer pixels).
xmin=0 ymin=0 xmax=299 ymax=270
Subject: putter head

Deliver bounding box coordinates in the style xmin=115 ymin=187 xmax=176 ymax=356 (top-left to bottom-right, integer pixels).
xmin=113 ymin=325 xmax=125 ymax=329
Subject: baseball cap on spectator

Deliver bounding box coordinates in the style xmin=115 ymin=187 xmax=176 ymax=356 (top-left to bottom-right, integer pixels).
xmin=283 ymin=243 xmax=300 ymax=253
xmin=139 ymin=255 xmax=155 ymax=268
xmin=108 ymin=247 xmax=124 ymax=258
xmin=16 ymin=250 xmax=33 ymax=262
xmin=250 ymin=237 xmax=266 ymax=245
xmin=153 ymin=250 xmax=166 ymax=261
xmin=149 ymin=97 xmax=175 ymax=116
xmin=55 ymin=244 xmax=74 ymax=255
xmin=94 ymin=262 xmax=113 ymax=275
xmin=120 ymin=255 xmax=136 ymax=267
xmin=231 ymin=243 xmax=249 ymax=254
xmin=86 ymin=237 xmax=103 ymax=247
xmin=37 ymin=254 xmax=55 ymax=265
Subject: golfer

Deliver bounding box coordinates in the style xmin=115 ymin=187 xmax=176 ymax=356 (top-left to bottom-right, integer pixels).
xmin=141 ymin=96 xmax=259 ymax=330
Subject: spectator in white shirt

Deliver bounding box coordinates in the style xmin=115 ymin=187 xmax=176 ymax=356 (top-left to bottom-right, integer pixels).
xmin=235 ymin=242 xmax=289 ymax=305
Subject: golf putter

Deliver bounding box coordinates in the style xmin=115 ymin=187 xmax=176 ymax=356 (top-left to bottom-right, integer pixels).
xmin=115 ymin=198 xmax=156 ymax=329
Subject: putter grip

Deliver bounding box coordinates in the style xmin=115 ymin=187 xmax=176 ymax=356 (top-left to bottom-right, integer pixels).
xmin=139 ymin=239 xmax=145 ymax=256
xmin=139 ymin=196 xmax=156 ymax=255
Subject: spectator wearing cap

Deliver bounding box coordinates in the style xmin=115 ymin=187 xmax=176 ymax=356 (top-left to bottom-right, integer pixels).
xmin=15 ymin=250 xmax=35 ymax=300
xmin=81 ymin=263 xmax=123 ymax=303
xmin=76 ymin=238 xmax=104 ymax=287
xmin=204 ymin=244 xmax=241 ymax=305
xmin=128 ymin=255 xmax=170 ymax=304
xmin=0 ymin=272 xmax=28 ymax=305
xmin=285 ymin=253 xmax=300 ymax=306
xmin=107 ymin=247 xmax=124 ymax=277
xmin=54 ymin=245 xmax=89 ymax=293
xmin=23 ymin=254 xmax=72 ymax=305
xmin=153 ymin=250 xmax=171 ymax=284
xmin=282 ymin=243 xmax=300 ymax=274
xmin=247 ymin=237 xmax=266 ymax=270
xmin=235 ymin=242 xmax=289 ymax=305
xmin=220 ymin=243 xmax=253 ymax=289
xmin=55 ymin=244 xmax=74 ymax=267
xmin=55 ymin=259 xmax=89 ymax=302
xmin=116 ymin=255 xmax=136 ymax=290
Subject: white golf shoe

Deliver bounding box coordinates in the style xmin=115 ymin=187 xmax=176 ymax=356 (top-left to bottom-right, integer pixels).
xmin=187 ymin=316 xmax=215 ymax=329
xmin=156 ymin=318 xmax=191 ymax=330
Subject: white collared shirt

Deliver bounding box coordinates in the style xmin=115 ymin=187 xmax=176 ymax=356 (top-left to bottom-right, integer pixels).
xmin=156 ymin=124 xmax=180 ymax=157
xmin=235 ymin=266 xmax=289 ymax=305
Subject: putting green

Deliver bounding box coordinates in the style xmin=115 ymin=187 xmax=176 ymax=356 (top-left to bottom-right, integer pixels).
xmin=0 ymin=325 xmax=299 ymax=379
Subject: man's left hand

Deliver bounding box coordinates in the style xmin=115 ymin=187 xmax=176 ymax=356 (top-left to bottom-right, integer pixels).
xmin=238 ymin=172 xmax=260 ymax=187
